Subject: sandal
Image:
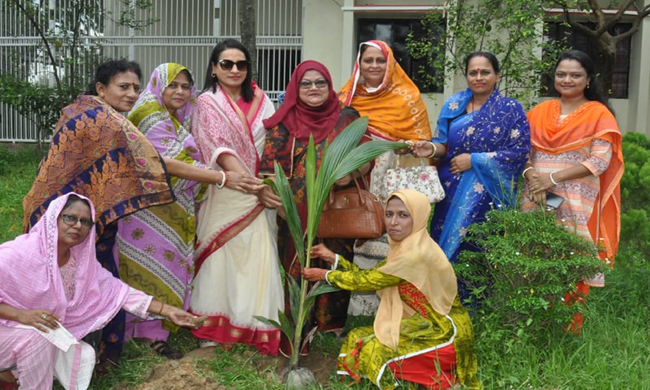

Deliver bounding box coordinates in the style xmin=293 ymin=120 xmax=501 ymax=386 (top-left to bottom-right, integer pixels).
xmin=150 ymin=340 xmax=183 ymax=359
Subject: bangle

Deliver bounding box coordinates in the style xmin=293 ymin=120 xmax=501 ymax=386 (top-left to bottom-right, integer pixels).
xmin=216 ymin=171 xmax=227 ymax=189
xmin=549 ymin=171 xmax=560 ymax=186
xmin=158 ymin=303 xmax=165 ymax=316
xmin=521 ymin=166 xmax=535 ymax=179
xmin=426 ymin=142 xmax=438 ymax=159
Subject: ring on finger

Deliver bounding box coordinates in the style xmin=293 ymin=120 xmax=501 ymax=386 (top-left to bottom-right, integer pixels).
xmin=42 ymin=314 xmax=48 ymax=320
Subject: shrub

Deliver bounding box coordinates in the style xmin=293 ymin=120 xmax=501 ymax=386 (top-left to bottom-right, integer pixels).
xmin=620 ymin=132 xmax=650 ymax=258
xmin=456 ymin=207 xmax=605 ymax=348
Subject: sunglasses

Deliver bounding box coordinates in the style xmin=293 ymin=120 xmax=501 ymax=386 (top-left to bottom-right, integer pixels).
xmin=218 ymin=59 xmax=250 ymax=71
xmin=60 ymin=214 xmax=94 ymax=229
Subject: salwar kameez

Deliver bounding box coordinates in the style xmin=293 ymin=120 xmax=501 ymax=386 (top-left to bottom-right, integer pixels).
xmin=331 ymin=258 xmax=481 ymax=390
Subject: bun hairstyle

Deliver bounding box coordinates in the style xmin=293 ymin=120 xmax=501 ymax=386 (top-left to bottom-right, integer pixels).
xmin=554 ymin=50 xmax=613 ymax=114
xmin=202 ymin=38 xmax=253 ymax=102
xmin=85 ymin=60 xmax=142 ymax=95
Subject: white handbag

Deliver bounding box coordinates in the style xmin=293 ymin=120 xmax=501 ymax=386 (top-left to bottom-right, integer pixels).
xmin=385 ymin=155 xmax=445 ymax=203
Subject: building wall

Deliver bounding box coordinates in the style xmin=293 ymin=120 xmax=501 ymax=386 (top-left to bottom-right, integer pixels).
xmin=302 ymin=0 xmax=650 ymax=135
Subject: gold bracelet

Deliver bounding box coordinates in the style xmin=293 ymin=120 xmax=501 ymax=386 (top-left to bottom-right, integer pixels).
xmin=158 ymin=303 xmax=165 ymax=316
xmin=426 ymin=142 xmax=438 ymax=159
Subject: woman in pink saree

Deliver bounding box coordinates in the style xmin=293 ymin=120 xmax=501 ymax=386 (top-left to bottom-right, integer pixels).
xmin=189 ymin=39 xmax=284 ymax=355
xmin=0 ymin=193 xmax=197 ymax=390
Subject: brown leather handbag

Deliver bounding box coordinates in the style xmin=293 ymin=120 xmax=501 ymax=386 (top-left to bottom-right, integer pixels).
xmin=317 ymin=178 xmax=385 ymax=239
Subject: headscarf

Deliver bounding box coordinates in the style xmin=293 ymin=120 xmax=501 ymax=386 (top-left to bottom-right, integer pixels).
xmin=528 ymin=100 xmax=623 ymax=261
xmin=338 ymin=40 xmax=431 ymax=141
xmin=374 ymin=189 xmax=458 ymax=351
xmin=263 ymin=60 xmax=341 ymax=143
xmin=127 ymin=63 xmax=201 ymax=162
xmin=1 ymin=193 xmax=133 ymax=339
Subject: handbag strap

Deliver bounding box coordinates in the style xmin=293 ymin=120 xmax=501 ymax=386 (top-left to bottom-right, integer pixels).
xmin=327 ymin=174 xmax=367 ymax=205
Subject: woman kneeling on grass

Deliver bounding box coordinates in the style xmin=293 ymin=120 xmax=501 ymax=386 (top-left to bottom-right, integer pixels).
xmin=303 ymin=189 xmax=482 ymax=390
xmin=0 ymin=193 xmax=199 ymax=390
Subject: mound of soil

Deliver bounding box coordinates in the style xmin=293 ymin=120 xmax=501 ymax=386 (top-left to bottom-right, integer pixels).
xmin=134 ymin=346 xmax=339 ymax=389
xmin=133 ymin=349 xmax=226 ymax=390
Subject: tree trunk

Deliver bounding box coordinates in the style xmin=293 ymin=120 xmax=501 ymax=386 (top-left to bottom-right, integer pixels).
xmin=238 ymin=0 xmax=257 ymax=82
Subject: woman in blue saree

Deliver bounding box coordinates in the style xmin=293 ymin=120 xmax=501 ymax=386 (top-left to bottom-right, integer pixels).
xmin=413 ymin=52 xmax=530 ymax=270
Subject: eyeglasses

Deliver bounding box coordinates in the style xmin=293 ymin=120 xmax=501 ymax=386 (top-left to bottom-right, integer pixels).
xmin=218 ymin=59 xmax=250 ymax=71
xmin=60 ymin=214 xmax=94 ymax=229
xmin=298 ymin=80 xmax=328 ymax=89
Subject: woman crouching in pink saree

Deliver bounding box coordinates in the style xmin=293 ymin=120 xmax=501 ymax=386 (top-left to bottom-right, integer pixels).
xmin=0 ymin=193 xmax=198 ymax=390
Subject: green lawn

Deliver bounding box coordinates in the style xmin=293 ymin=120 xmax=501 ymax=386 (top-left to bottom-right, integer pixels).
xmin=2 ymin=145 xmax=649 ymax=389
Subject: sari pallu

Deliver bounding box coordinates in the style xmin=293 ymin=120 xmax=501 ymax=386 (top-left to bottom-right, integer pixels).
xmin=22 ymin=94 xmax=173 ymax=365
xmin=430 ymin=88 xmax=530 ymax=264
xmin=189 ymin=84 xmax=284 ymax=355
xmin=117 ymin=63 xmax=207 ymax=338
xmin=338 ymin=40 xmax=432 ymax=142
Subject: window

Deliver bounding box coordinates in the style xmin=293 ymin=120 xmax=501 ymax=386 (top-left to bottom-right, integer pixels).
xmin=544 ymin=21 xmax=632 ymax=98
xmin=357 ymin=18 xmax=443 ymax=93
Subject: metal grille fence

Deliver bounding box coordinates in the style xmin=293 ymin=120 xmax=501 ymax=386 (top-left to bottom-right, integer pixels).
xmin=0 ymin=0 xmax=303 ymax=142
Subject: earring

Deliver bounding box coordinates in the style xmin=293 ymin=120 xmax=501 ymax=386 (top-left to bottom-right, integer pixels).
xmin=211 ymin=73 xmax=218 ymax=82
xmin=586 ymin=83 xmax=590 ymax=90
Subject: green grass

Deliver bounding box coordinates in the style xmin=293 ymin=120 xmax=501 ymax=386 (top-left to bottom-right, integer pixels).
xmin=0 ymin=145 xmax=40 ymax=242
xmin=2 ymin=145 xmax=649 ymax=389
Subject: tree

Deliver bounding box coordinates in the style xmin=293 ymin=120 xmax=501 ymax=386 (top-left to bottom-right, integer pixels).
xmin=238 ymin=0 xmax=258 ymax=80
xmin=1 ymin=0 xmax=156 ymax=145
xmin=407 ymin=0 xmax=566 ymax=106
xmin=554 ymin=0 xmax=650 ymax=97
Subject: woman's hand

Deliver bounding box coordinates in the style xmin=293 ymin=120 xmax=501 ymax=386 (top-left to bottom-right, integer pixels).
xmin=162 ymin=305 xmax=201 ymax=328
xmin=16 ymin=309 xmax=60 ymax=333
xmin=225 ymin=171 xmax=264 ymax=193
xmin=528 ymin=172 xmax=555 ymax=194
xmin=411 ymin=141 xmax=433 ymax=158
xmin=310 ymin=243 xmax=336 ymax=265
xmin=256 ymin=184 xmax=283 ymax=208
xmin=449 ymin=153 xmax=472 ymax=174
xmin=530 ymin=190 xmax=547 ymax=208
xmin=302 ymin=267 xmax=328 ymax=282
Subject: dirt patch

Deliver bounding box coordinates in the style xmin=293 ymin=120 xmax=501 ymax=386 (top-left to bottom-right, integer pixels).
xmin=132 ymin=348 xmax=225 ymax=390
xmin=135 ymin=345 xmax=339 ymax=389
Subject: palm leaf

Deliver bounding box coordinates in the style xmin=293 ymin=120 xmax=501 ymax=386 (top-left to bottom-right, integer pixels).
xmin=266 ymin=163 xmax=305 ymax=265
xmin=305 ymin=136 xmax=317 ymax=269
xmin=287 ymin=274 xmax=301 ymax=325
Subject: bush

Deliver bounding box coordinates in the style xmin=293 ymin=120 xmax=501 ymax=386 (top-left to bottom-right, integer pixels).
xmin=456 ymin=207 xmax=605 ymax=348
xmin=620 ymin=132 xmax=650 ymax=258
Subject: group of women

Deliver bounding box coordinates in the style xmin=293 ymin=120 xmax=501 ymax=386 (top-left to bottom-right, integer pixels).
xmin=0 ymin=34 xmax=622 ymax=390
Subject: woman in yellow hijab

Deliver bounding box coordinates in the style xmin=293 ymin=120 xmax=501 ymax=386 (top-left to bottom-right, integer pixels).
xmin=303 ymin=189 xmax=481 ymax=390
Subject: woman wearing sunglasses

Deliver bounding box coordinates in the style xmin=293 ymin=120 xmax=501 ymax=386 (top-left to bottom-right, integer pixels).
xmin=189 ymin=39 xmax=284 ymax=355
xmin=260 ymin=60 xmax=363 ymax=352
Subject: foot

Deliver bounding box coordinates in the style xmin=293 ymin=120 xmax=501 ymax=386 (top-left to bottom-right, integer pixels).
xmin=150 ymin=340 xmax=183 ymax=359
xmin=198 ymin=339 xmax=219 ymax=349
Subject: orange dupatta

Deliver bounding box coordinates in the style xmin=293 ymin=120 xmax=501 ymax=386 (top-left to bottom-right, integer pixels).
xmin=338 ymin=40 xmax=431 ymax=141
xmin=527 ymin=99 xmax=624 ymax=264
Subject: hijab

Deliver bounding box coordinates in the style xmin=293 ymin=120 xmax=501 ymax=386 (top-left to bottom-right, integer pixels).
xmin=338 ymin=40 xmax=432 ymax=141
xmin=1 ymin=193 xmax=132 ymax=339
xmin=375 ymin=189 xmax=458 ymax=350
xmin=263 ymin=60 xmax=341 ymax=143
xmin=128 ymin=63 xmax=201 ymax=162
